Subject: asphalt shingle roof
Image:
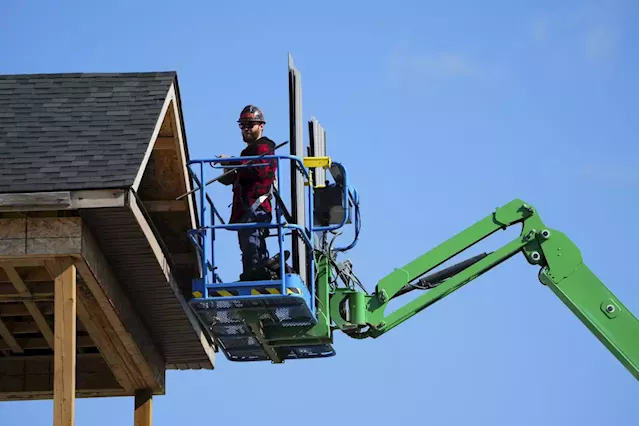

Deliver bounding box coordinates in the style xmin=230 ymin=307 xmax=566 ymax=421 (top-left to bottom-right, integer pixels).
xmin=0 ymin=72 xmax=176 ymax=193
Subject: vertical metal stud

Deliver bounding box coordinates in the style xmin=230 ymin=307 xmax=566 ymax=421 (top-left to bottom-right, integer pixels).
xmin=309 ymin=117 xmax=327 ymax=187
xmin=288 ymin=53 xmax=307 ymax=285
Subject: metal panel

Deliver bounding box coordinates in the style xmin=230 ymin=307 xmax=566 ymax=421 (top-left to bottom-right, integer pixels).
xmin=288 ymin=54 xmax=307 ymax=285
xmin=308 ymin=117 xmax=327 ymax=186
xmin=80 ymin=207 xmax=213 ymax=368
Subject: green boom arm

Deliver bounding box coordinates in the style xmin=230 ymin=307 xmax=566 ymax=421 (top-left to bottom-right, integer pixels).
xmin=328 ymin=199 xmax=639 ymax=379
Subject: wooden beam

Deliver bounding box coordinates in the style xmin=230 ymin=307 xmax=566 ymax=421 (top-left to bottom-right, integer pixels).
xmin=0 ymin=318 xmax=22 ymax=353
xmin=51 ymin=258 xmax=76 ymax=426
xmin=0 ymin=191 xmax=71 ymax=210
xmin=70 ymin=189 xmax=127 ymax=209
xmin=0 ymin=353 xmax=125 ymax=401
xmin=134 ymin=389 xmax=153 ymax=426
xmin=72 ymin=276 xmax=138 ymax=393
xmin=0 ymin=280 xmax=53 ymax=300
xmin=0 ymin=258 xmax=46 ymax=268
xmin=0 ymin=335 xmax=93 ymax=351
xmin=3 ymin=318 xmax=84 ymax=335
xmin=3 ymin=266 xmax=55 ymax=348
xmin=0 ymin=266 xmax=51 ymax=283
xmin=0 ymin=189 xmax=127 ymax=212
xmin=0 ymin=303 xmax=53 ymax=317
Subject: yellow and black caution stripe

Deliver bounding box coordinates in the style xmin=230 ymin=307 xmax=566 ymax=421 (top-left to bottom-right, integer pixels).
xmin=251 ymin=287 xmax=302 ymax=296
xmin=208 ymin=289 xmax=240 ymax=297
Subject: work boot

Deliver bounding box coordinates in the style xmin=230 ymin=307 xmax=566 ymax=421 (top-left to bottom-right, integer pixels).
xmin=265 ymin=251 xmax=296 ymax=277
xmin=239 ymin=266 xmax=275 ymax=282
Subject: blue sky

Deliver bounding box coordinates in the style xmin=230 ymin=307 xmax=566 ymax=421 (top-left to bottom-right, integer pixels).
xmin=0 ymin=0 xmax=638 ymax=425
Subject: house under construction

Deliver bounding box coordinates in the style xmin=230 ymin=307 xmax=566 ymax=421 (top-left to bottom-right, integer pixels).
xmin=0 ymin=71 xmax=216 ymax=424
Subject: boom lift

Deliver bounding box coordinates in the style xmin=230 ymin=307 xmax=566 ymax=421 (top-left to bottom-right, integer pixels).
xmin=184 ymin=55 xmax=639 ymax=379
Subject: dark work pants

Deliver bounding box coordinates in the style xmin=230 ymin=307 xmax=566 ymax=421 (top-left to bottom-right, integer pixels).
xmin=237 ymin=207 xmax=272 ymax=273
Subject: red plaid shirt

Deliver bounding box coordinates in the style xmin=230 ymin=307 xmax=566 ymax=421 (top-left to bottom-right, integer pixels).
xmin=227 ymin=137 xmax=277 ymax=223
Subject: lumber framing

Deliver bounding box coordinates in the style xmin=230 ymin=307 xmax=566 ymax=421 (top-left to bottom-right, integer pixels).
xmin=51 ymin=258 xmax=76 ymax=426
xmin=0 ymin=354 xmax=126 ymax=401
xmin=0 ymin=189 xmax=127 ymax=212
xmin=3 ymin=265 xmax=55 ymax=348
xmin=0 ymin=216 xmax=166 ymax=400
xmin=135 ymin=389 xmax=153 ymax=426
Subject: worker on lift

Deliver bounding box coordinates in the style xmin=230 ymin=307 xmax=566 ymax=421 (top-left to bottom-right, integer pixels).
xmin=218 ymin=105 xmax=277 ymax=281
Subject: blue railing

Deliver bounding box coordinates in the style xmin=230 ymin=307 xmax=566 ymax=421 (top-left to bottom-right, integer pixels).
xmin=186 ymin=152 xmax=360 ymax=315
xmin=186 ymin=154 xmax=315 ymax=304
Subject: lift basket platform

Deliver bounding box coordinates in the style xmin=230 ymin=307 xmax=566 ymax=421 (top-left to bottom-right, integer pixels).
xmin=190 ymin=274 xmax=335 ymax=362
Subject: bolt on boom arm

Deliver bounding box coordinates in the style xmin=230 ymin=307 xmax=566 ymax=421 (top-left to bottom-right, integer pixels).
xmin=328 ymin=199 xmax=639 ymax=378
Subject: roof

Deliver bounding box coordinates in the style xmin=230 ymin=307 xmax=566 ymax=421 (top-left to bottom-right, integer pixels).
xmin=0 ymin=72 xmax=177 ymax=193
xmin=0 ymin=71 xmax=216 ymax=374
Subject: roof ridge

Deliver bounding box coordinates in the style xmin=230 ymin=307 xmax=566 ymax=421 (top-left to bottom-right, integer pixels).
xmin=0 ymin=71 xmax=177 ymax=79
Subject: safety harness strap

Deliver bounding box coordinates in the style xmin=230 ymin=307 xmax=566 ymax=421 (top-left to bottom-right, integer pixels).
xmin=249 ymin=177 xmax=277 ymax=214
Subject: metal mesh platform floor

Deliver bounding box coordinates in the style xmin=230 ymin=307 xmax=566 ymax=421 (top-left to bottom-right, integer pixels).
xmin=189 ymin=274 xmax=336 ymax=362
xmin=210 ymin=319 xmax=336 ymax=362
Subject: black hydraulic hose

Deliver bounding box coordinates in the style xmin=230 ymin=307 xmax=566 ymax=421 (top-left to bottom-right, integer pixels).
xmin=391 ymin=252 xmax=491 ymax=299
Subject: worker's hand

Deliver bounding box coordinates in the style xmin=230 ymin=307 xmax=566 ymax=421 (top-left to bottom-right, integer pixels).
xmin=215 ymin=154 xmax=232 ymax=165
xmin=218 ymin=166 xmax=237 ymax=185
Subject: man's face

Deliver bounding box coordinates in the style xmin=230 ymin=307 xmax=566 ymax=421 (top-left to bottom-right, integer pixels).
xmin=239 ymin=121 xmax=263 ymax=143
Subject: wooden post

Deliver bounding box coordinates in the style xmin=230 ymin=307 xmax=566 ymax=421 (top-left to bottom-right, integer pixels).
xmin=51 ymin=259 xmax=77 ymax=426
xmin=134 ymin=389 xmax=153 ymax=426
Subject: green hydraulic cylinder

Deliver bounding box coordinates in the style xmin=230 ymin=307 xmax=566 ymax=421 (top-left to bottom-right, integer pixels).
xmin=349 ymin=291 xmax=367 ymax=326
